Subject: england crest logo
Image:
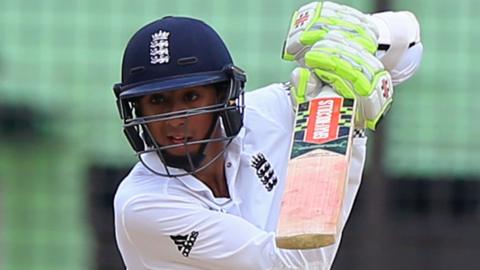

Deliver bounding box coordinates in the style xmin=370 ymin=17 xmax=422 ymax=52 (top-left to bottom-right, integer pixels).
xmin=150 ymin=30 xmax=170 ymax=64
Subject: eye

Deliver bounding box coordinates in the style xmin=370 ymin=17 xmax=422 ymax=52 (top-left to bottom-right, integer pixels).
xmin=149 ymin=94 xmax=166 ymax=105
xmin=184 ymin=91 xmax=200 ymax=102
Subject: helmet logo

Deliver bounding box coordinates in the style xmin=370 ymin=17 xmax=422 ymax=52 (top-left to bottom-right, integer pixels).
xmin=150 ymin=30 xmax=170 ymax=64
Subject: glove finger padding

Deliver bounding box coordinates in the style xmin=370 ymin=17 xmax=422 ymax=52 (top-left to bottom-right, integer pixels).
xmin=305 ymin=33 xmax=393 ymax=130
xmin=290 ymin=67 xmax=325 ymax=105
xmin=284 ymin=1 xmax=379 ymax=62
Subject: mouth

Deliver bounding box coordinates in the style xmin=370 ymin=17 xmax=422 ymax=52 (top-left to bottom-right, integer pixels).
xmin=167 ymin=135 xmax=192 ymax=145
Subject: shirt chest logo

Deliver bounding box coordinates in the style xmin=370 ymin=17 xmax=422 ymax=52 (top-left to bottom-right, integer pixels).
xmin=251 ymin=153 xmax=278 ymax=192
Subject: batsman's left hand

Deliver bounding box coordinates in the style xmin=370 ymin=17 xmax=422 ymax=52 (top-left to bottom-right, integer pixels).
xmin=290 ymin=31 xmax=393 ymax=131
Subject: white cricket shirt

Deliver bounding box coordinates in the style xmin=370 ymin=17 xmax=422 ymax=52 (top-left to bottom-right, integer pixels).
xmin=114 ymin=83 xmax=367 ymax=270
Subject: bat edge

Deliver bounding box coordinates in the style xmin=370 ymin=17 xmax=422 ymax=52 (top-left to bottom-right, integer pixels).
xmin=275 ymin=234 xmax=335 ymax=249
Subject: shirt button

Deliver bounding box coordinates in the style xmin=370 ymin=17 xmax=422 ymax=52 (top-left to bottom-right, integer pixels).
xmin=226 ymin=162 xmax=232 ymax=168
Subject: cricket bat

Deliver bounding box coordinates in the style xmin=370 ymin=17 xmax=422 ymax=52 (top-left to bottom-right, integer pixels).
xmin=276 ymin=85 xmax=356 ymax=249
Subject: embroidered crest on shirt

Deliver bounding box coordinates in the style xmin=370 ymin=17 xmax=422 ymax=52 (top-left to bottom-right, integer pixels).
xmin=170 ymin=231 xmax=199 ymax=257
xmin=251 ymin=153 xmax=278 ymax=192
xmin=150 ymin=30 xmax=170 ymax=64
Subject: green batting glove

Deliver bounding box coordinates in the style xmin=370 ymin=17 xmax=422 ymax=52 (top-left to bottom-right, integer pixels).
xmin=297 ymin=31 xmax=393 ymax=130
xmin=283 ymin=1 xmax=379 ymax=63
xmin=289 ymin=67 xmax=326 ymax=105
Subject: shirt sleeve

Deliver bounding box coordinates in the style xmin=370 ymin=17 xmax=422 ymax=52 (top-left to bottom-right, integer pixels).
xmin=119 ymin=193 xmax=337 ymax=270
xmin=371 ymin=10 xmax=423 ymax=85
xmin=245 ymin=83 xmax=295 ymax=133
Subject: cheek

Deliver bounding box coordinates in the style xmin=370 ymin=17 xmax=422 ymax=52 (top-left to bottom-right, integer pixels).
xmin=188 ymin=114 xmax=216 ymax=135
xmin=145 ymin=122 xmax=166 ymax=141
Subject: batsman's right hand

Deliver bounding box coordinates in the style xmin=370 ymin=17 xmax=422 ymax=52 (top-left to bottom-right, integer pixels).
xmin=290 ymin=31 xmax=393 ymax=131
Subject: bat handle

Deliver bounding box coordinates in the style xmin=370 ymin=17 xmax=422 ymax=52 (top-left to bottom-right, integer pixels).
xmin=317 ymin=84 xmax=338 ymax=98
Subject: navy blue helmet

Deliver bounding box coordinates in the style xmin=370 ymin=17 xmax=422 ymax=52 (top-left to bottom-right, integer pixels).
xmin=113 ymin=16 xmax=246 ymax=176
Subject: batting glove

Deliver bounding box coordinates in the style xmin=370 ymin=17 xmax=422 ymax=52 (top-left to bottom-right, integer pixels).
xmin=284 ymin=1 xmax=423 ymax=86
xmin=283 ymin=1 xmax=379 ymax=63
xmin=290 ymin=31 xmax=393 ymax=131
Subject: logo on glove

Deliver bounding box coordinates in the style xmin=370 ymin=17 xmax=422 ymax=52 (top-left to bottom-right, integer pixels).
xmin=382 ymin=79 xmax=390 ymax=99
xmin=294 ymin=10 xmax=312 ymax=29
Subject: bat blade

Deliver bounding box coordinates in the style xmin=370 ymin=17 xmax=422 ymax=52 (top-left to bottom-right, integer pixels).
xmin=276 ymin=89 xmax=356 ymax=249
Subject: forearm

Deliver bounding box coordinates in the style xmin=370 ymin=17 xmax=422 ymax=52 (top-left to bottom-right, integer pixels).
xmin=370 ymin=10 xmax=423 ymax=85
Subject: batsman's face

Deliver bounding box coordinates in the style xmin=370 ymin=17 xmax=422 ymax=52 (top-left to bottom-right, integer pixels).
xmin=138 ymin=85 xmax=218 ymax=156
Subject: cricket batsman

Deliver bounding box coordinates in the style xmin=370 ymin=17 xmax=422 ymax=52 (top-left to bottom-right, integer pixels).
xmin=112 ymin=1 xmax=423 ymax=269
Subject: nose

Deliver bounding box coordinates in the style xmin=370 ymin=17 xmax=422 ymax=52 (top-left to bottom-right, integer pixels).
xmin=166 ymin=115 xmax=186 ymax=128
xmin=166 ymin=100 xmax=188 ymax=128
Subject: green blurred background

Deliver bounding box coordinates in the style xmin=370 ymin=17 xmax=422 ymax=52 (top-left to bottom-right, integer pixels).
xmin=0 ymin=0 xmax=479 ymax=269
